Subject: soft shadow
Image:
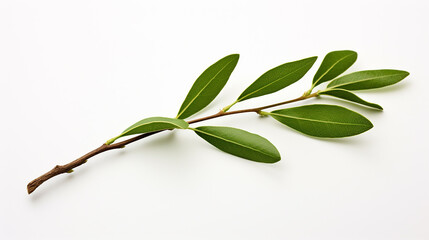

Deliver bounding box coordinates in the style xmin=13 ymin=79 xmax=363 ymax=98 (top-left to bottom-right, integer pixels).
xmin=28 ymin=131 xmax=187 ymax=200
xmin=27 ymin=115 xmax=371 ymax=200
xmin=28 ymin=172 xmax=78 ymax=202
xmin=28 ymin=151 xmax=131 ymax=201
xmin=317 ymin=136 xmax=365 ymax=145
xmin=137 ymin=130 xmax=177 ymax=148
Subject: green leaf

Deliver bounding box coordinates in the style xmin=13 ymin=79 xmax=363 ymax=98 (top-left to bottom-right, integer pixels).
xmin=192 ymin=126 xmax=280 ymax=163
xmin=237 ymin=56 xmax=317 ymax=102
xmin=106 ymin=117 xmax=188 ymax=144
xmin=327 ymin=70 xmax=409 ymax=90
xmin=319 ymin=89 xmax=383 ymax=110
xmin=176 ymin=54 xmax=239 ymax=119
xmin=313 ymin=50 xmax=357 ymax=87
xmin=268 ymin=104 xmax=373 ymax=138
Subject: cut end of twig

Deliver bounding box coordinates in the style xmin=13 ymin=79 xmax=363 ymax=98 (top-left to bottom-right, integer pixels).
xmin=27 ymin=180 xmax=38 ymax=194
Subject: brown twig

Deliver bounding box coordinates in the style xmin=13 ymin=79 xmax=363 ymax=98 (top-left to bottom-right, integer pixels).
xmin=27 ymin=92 xmax=318 ymax=194
xmin=26 ymin=131 xmax=160 ymax=194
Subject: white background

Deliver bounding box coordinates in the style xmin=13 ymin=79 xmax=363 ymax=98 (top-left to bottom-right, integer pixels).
xmin=1 ymin=0 xmax=428 ymax=239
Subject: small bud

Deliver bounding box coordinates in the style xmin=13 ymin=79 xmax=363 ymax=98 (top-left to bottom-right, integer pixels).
xmin=303 ymin=89 xmax=312 ymax=97
xmin=257 ymin=111 xmax=270 ymax=117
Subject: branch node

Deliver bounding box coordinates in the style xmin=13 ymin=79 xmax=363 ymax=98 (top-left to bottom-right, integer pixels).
xmin=257 ymin=111 xmax=270 ymax=117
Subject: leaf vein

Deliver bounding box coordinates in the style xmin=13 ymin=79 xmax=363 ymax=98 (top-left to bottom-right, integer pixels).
xmin=239 ymin=60 xmax=313 ymax=101
xmin=270 ymin=113 xmax=371 ymax=127
xmin=177 ymin=58 xmax=236 ymax=118
xmin=314 ymin=53 xmax=355 ymax=85
xmin=329 ymin=73 xmax=405 ymax=89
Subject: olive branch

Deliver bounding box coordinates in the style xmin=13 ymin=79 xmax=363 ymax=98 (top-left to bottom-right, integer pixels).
xmin=27 ymin=50 xmax=408 ymax=194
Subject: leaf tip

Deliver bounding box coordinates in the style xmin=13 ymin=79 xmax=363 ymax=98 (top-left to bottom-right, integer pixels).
xmin=343 ymin=49 xmax=358 ymax=55
xmin=330 ymin=50 xmax=358 ymax=58
xmin=302 ymin=56 xmax=318 ymax=68
xmin=393 ymin=69 xmax=410 ymax=79
xmin=225 ymin=53 xmax=240 ymax=62
xmin=346 ymin=50 xmax=358 ymax=61
xmin=308 ymin=56 xmax=318 ymax=63
xmin=270 ymin=154 xmax=281 ymax=164
xmin=364 ymin=118 xmax=374 ymax=131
